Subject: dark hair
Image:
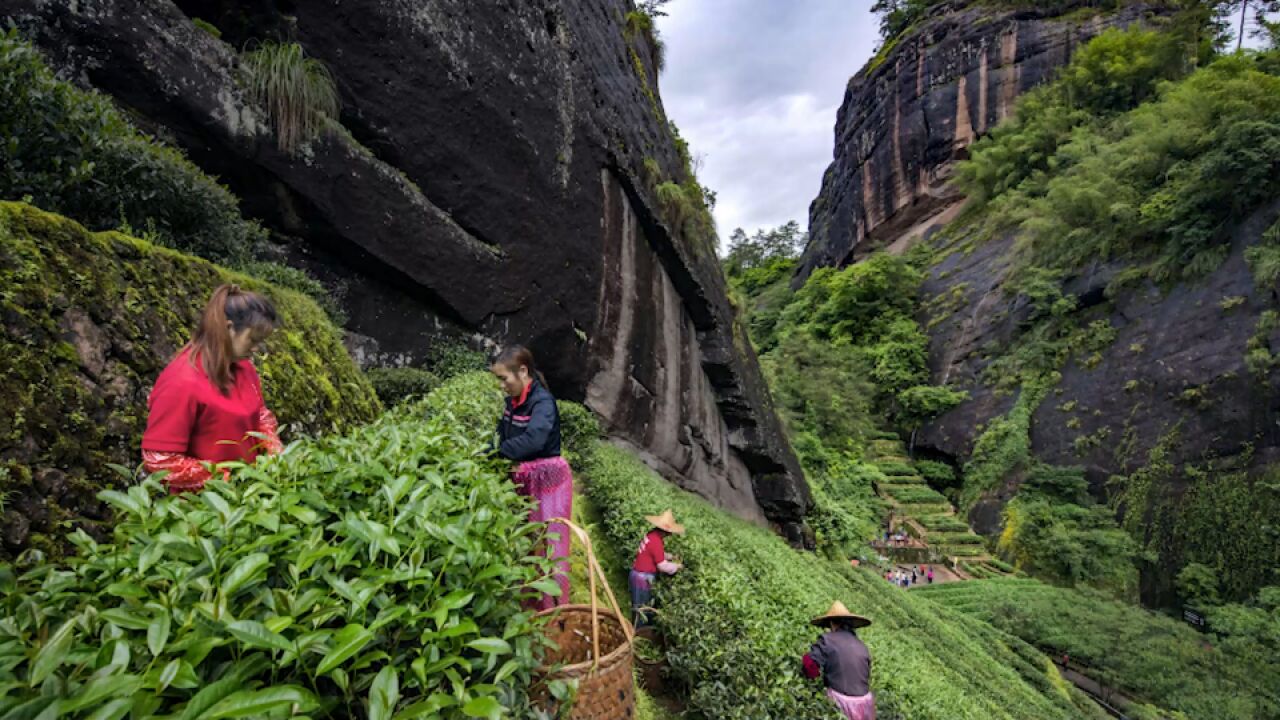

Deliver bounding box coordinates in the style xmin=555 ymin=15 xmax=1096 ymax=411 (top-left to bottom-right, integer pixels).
xmin=185 ymin=284 xmax=278 ymax=393
xmin=492 ymin=344 xmax=547 ymax=387
xmin=832 ymin=619 xmax=859 ymax=633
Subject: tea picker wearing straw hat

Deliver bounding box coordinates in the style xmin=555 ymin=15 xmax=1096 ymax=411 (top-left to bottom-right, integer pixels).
xmin=630 ymin=510 xmax=685 ymax=628
xmin=802 ymin=601 xmax=876 ymax=719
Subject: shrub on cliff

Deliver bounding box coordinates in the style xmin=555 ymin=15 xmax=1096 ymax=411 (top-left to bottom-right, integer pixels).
xmin=957 ymin=27 xmax=1185 ymax=204
xmin=767 ymin=252 xmax=966 ymax=436
xmin=0 ymin=30 xmax=262 ymax=265
xmin=0 ymin=202 xmax=380 ymax=556
xmin=366 ymin=367 xmax=441 ymax=407
xmin=0 ymin=382 xmax=557 ymax=719
xmin=961 ymin=37 xmax=1280 ymax=283
xmin=241 ymin=41 xmax=341 ymax=155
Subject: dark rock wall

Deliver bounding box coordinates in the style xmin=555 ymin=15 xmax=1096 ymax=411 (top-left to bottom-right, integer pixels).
xmin=798 ymin=0 xmax=1169 ymax=282
xmin=919 ymin=203 xmax=1280 ymax=496
xmin=915 ymin=202 xmax=1280 ymax=602
xmin=2 ymin=0 xmax=809 ymax=530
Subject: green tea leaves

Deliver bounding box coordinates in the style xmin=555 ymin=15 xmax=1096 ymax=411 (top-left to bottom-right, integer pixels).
xmin=316 ymin=624 xmax=374 ymax=676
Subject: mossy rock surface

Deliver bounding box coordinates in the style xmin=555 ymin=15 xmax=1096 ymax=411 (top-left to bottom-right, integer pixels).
xmin=0 ymin=202 xmax=380 ymax=557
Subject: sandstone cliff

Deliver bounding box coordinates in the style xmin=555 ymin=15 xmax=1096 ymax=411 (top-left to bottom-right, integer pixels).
xmin=2 ymin=0 xmax=809 ymax=535
xmin=799 ymin=0 xmax=1166 ymax=281
xmin=800 ymin=0 xmax=1280 ymax=602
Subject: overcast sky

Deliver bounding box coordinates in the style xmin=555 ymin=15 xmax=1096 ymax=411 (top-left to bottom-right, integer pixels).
xmin=654 ymin=2 xmax=1273 ymax=249
xmin=655 ymin=0 xmax=880 ymax=245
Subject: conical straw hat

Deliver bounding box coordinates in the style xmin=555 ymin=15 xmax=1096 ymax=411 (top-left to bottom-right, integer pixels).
xmin=644 ymin=509 xmax=685 ymax=535
xmin=811 ymin=600 xmax=871 ymax=628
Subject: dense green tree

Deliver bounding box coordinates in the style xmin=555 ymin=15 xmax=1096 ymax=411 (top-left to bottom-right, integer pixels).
xmin=762 ymin=333 xmax=878 ymax=454
xmin=1176 ymin=562 xmax=1222 ymax=607
xmin=721 ymin=220 xmax=805 ymax=289
xmin=998 ymin=466 xmax=1140 ymax=595
xmin=869 ymin=0 xmax=936 ymax=41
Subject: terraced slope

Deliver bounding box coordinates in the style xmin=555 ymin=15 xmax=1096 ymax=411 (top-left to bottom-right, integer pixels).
xmin=581 ymin=443 xmax=1107 ymax=719
xmin=867 ymin=437 xmax=1013 ymax=579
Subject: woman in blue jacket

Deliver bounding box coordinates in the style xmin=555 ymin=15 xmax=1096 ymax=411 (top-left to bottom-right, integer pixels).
xmin=492 ymin=345 xmax=571 ymax=610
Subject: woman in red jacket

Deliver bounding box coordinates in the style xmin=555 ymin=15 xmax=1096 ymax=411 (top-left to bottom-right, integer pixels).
xmin=141 ymin=284 xmax=282 ymax=493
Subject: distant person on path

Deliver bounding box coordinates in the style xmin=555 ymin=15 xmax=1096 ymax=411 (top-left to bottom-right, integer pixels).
xmin=630 ymin=509 xmax=685 ymax=628
xmin=927 ymin=568 xmax=934 ymax=584
xmin=803 ymin=601 xmax=876 ymax=719
xmin=142 ymin=284 xmax=281 ymax=493
xmin=492 ymin=345 xmax=573 ymax=611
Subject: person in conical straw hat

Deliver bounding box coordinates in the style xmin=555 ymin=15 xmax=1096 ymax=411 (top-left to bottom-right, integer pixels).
xmin=802 ymin=601 xmax=876 ymax=719
xmin=629 ymin=510 xmax=685 ymax=628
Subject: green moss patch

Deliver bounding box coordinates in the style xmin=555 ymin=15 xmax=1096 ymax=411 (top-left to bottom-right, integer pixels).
xmin=0 ymin=202 xmax=379 ymax=557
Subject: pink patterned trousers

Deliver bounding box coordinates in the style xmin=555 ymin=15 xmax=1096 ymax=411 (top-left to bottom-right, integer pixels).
xmin=512 ymin=456 xmax=573 ymax=611
xmin=827 ymin=689 xmax=875 ymax=720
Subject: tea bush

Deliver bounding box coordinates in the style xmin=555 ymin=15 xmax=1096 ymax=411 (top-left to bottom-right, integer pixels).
xmin=423 ymin=371 xmax=504 ymax=439
xmin=806 ymin=455 xmax=885 ymax=558
xmin=914 ymin=459 xmax=957 ymax=487
xmin=884 ymin=485 xmax=949 ymax=505
xmin=367 ymin=367 xmax=441 ymax=407
xmin=0 ymin=379 xmax=557 ymax=719
xmin=427 ymin=343 xmax=489 ymax=381
xmin=917 ymin=578 xmax=1280 ymax=720
xmin=236 ymin=261 xmax=348 ymax=326
xmin=581 ymin=443 xmax=1104 ymax=719
xmin=875 ymin=461 xmax=917 ymax=477
xmin=919 ymin=515 xmax=971 ymax=532
xmin=0 ymin=31 xmax=262 ymax=266
xmin=556 ymin=401 xmax=601 ymax=468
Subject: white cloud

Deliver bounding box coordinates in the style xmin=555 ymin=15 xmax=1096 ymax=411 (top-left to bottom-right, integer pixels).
xmin=655 ymin=0 xmax=880 ymax=246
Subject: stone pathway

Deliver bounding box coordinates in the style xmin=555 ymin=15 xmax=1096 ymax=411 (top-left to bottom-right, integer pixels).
xmin=863 ymin=436 xmax=1014 ymax=582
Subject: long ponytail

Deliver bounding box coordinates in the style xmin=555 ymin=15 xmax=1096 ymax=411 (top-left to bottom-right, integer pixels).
xmin=185 ymin=284 xmax=278 ymax=393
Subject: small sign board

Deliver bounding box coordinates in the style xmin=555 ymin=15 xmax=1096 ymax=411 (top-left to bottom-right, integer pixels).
xmin=1183 ymin=607 xmax=1206 ymax=629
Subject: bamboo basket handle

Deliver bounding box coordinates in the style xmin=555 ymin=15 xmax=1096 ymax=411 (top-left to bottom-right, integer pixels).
xmin=551 ymin=517 xmax=635 ymax=670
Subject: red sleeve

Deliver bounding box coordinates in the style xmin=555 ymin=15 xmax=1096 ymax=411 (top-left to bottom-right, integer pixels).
xmin=802 ymin=653 xmax=821 ymax=679
xmin=142 ymin=450 xmax=216 ymax=493
xmin=256 ymin=407 xmax=284 ymax=455
xmin=142 ymin=363 xmax=197 ymax=453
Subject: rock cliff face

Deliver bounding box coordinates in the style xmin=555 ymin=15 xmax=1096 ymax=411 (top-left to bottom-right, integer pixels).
xmin=918 ymin=202 xmax=1280 ymax=506
xmin=799 ymin=0 xmax=1280 ymax=601
xmin=798 ymin=0 xmax=1166 ymax=281
xmin=915 ymin=201 xmax=1280 ymax=602
xmin=3 ymin=0 xmax=809 ymax=534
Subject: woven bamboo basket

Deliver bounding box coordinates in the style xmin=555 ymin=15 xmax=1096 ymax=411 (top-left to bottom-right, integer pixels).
xmin=534 ymin=519 xmax=636 ymax=719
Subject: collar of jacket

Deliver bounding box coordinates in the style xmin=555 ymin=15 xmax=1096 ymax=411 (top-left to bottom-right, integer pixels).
xmin=511 ymin=379 xmax=535 ymax=408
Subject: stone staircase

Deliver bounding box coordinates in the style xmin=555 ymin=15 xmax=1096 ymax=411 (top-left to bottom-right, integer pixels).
xmin=867 ymin=436 xmax=1014 ymax=580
